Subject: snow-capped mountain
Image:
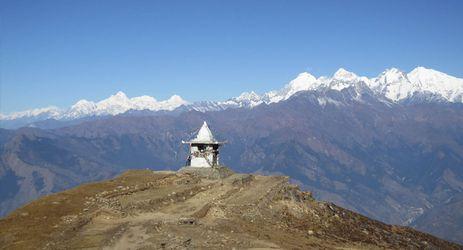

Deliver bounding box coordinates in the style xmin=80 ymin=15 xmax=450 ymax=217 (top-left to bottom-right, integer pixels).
xmin=0 ymin=91 xmax=187 ymax=122
xmin=369 ymin=68 xmax=414 ymax=101
xmin=217 ymin=66 xmax=463 ymax=108
xmin=262 ymin=72 xmax=321 ymax=103
xmin=1 ymin=66 xmax=462 ymax=128
xmin=61 ymin=91 xmax=187 ymax=119
xmin=0 ymin=106 xmax=61 ymax=121
xmin=407 ymin=67 xmax=463 ymax=102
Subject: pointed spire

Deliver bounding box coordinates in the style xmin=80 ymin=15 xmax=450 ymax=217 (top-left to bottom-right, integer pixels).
xmin=193 ymin=121 xmax=215 ymax=142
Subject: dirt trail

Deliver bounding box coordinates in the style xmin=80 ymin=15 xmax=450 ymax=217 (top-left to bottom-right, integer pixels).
xmin=0 ymin=168 xmax=460 ymax=249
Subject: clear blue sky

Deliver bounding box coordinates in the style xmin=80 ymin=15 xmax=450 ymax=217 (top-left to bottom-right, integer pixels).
xmin=1 ymin=0 xmax=462 ymax=113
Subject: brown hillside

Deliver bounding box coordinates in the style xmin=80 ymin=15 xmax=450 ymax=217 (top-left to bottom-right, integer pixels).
xmin=0 ymin=168 xmax=460 ymax=249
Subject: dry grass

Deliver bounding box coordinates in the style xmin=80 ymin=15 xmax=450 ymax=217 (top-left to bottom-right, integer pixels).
xmin=0 ymin=169 xmax=459 ymax=250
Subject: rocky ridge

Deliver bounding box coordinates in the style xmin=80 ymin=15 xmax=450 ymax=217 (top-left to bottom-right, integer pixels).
xmin=0 ymin=168 xmax=459 ymax=249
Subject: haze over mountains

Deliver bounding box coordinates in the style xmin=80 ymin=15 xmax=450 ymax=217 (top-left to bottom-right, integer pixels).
xmin=1 ymin=66 xmax=463 ymax=128
xmin=0 ymin=66 xmax=463 ymax=244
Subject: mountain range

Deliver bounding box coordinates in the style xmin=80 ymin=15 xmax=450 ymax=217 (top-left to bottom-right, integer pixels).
xmin=0 ymin=66 xmax=463 ymax=244
xmin=1 ymin=66 xmax=463 ymax=129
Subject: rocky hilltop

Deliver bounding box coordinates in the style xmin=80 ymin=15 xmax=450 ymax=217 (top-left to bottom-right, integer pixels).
xmin=0 ymin=168 xmax=459 ymax=249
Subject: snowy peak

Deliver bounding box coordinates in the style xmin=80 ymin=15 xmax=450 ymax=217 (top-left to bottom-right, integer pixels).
xmin=287 ymin=72 xmax=319 ymax=92
xmin=167 ymin=94 xmax=184 ymax=103
xmin=72 ymin=99 xmax=95 ymax=108
xmin=65 ymin=100 xmax=97 ymax=119
xmin=235 ymin=91 xmax=261 ymax=102
xmin=407 ymin=67 xmax=463 ymax=102
xmin=1 ymin=67 xmax=462 ymax=127
xmin=261 ymin=67 xmax=463 ymax=105
xmin=376 ymin=68 xmax=408 ymax=84
xmin=1 ymin=92 xmax=188 ymax=121
xmin=329 ymin=68 xmax=366 ymax=91
xmin=261 ymin=72 xmax=321 ymax=103
xmin=408 ymin=67 xmax=462 ymax=89
xmin=223 ymin=67 xmax=463 ymax=110
xmin=112 ymin=91 xmax=129 ymax=100
xmin=131 ymin=96 xmax=158 ymax=107
xmin=408 ymin=66 xmax=446 ymax=82
xmin=368 ymin=66 xmax=463 ymax=102
xmin=291 ymin=72 xmax=317 ymax=84
xmin=369 ymin=68 xmax=414 ymax=101
xmin=96 ymin=91 xmax=133 ymax=115
xmin=90 ymin=92 xmax=187 ymax=116
xmin=218 ymin=91 xmax=263 ymax=108
xmin=333 ymin=68 xmax=358 ymax=82
xmin=0 ymin=106 xmax=61 ymax=121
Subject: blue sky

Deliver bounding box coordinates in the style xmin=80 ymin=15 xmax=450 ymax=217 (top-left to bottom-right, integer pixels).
xmin=1 ymin=0 xmax=462 ymax=113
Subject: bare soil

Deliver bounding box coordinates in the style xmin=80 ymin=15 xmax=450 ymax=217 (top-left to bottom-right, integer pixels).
xmin=0 ymin=168 xmax=460 ymax=249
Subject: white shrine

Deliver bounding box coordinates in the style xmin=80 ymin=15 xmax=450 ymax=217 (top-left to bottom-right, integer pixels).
xmin=182 ymin=121 xmax=225 ymax=168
